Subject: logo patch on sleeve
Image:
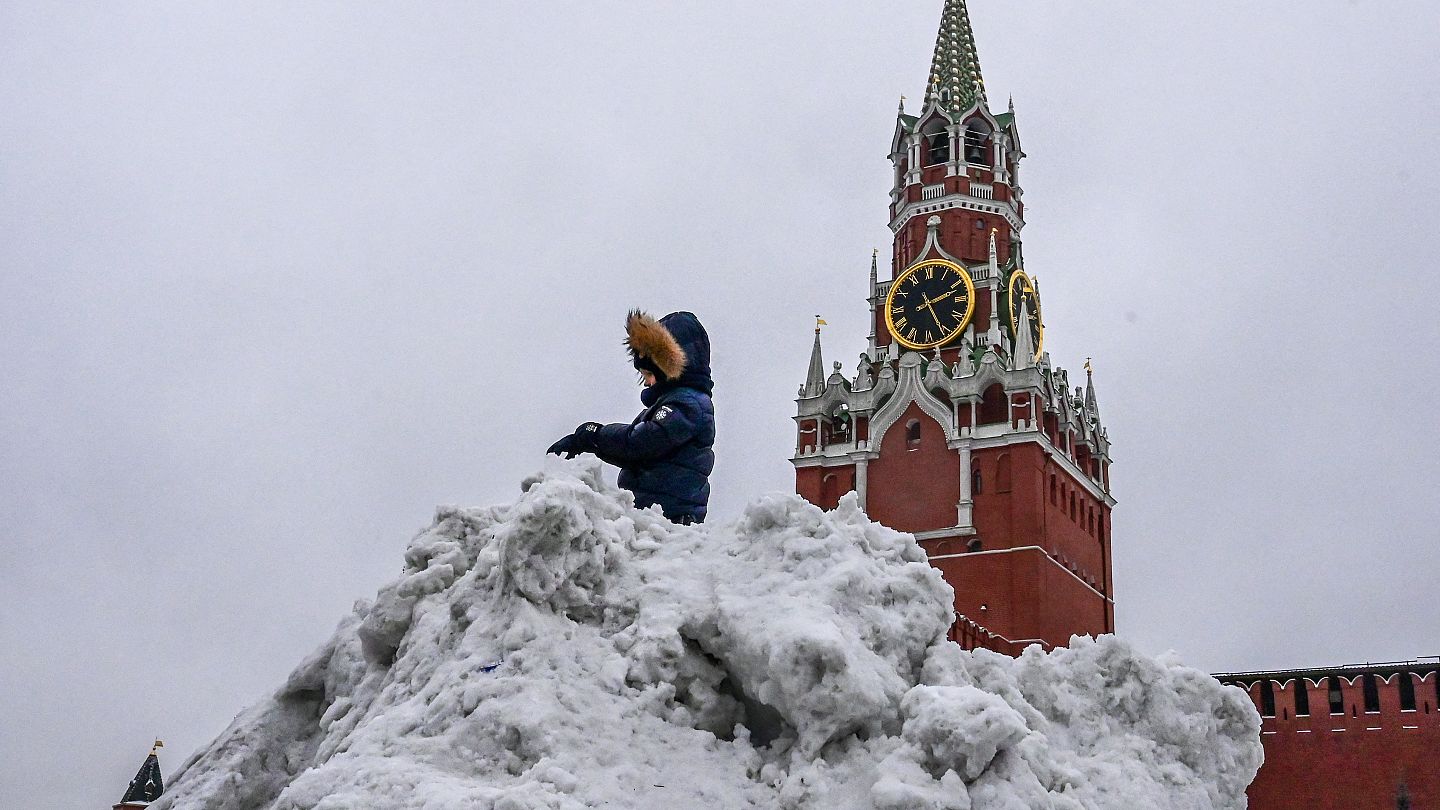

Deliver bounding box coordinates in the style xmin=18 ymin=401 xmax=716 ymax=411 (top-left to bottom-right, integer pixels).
xmin=654 ymin=405 xmax=674 ymax=422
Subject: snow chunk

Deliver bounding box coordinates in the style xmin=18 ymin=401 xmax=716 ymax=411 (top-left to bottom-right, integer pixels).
xmin=153 ymin=462 xmax=1260 ymax=810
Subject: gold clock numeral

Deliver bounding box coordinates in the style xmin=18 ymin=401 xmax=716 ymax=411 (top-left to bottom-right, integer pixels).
xmin=892 ymin=305 xmax=905 ymax=314
xmin=925 ymin=266 xmax=934 ymax=280
xmin=924 ymin=329 xmax=934 ymax=342
xmin=895 ymin=316 xmax=909 ymax=331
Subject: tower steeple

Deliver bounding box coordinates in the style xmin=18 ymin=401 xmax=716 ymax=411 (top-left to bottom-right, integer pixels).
xmin=1013 ymin=294 xmax=1036 ymax=370
xmin=924 ymin=0 xmax=988 ymax=113
xmin=800 ymin=320 xmax=827 ymax=398
xmin=115 ymin=742 xmax=164 ymax=808
xmin=793 ymin=0 xmax=1113 ymax=657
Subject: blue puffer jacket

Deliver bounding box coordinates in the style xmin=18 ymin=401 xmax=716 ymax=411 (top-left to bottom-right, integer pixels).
xmin=591 ymin=312 xmax=716 ymax=522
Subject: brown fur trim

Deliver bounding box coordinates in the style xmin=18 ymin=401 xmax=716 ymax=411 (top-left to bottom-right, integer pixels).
xmin=625 ymin=309 xmax=687 ymax=380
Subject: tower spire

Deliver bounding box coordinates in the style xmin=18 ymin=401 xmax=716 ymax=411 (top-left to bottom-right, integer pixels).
xmin=117 ymin=742 xmax=165 ymax=806
xmin=924 ymin=0 xmax=988 ymax=113
xmin=1013 ymin=294 xmax=1036 ymax=370
xmin=1084 ymin=359 xmax=1100 ymax=419
xmin=801 ymin=318 xmax=827 ymax=398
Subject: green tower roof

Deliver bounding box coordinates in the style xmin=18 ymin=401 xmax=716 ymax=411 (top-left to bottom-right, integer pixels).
xmin=924 ymin=0 xmax=988 ymax=114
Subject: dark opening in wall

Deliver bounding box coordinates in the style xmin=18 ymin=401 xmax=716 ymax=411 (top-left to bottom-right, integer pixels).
xmin=1328 ymin=677 xmax=1345 ymax=715
xmin=1259 ymin=681 xmax=1276 ymax=717
xmin=1294 ymin=680 xmax=1310 ymax=716
xmin=964 ymin=119 xmax=992 ymax=165
xmin=971 ymin=467 xmax=983 ymax=496
xmin=977 ymin=383 xmax=1008 ymax=424
xmin=924 ymin=120 xmax=950 ymax=166
xmin=1049 ymin=474 xmax=1057 ymax=505
xmin=905 ymin=419 xmax=921 ymax=450
xmin=1399 ymin=673 xmax=1416 ymax=711
xmin=1363 ymin=674 xmax=1381 ymax=713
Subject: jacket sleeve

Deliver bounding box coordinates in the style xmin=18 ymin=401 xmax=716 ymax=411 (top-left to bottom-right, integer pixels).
xmin=590 ymin=399 xmax=700 ymax=465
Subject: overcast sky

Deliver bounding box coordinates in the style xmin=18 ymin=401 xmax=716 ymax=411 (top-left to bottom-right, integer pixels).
xmin=3 ymin=1 xmax=1438 ymax=807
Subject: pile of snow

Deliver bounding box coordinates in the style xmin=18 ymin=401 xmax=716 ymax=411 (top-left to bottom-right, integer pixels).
xmin=156 ymin=462 xmax=1261 ymax=810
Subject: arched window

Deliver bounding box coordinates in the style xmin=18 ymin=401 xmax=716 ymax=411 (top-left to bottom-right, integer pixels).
xmin=1294 ymin=680 xmax=1311 ymax=716
xmin=964 ymin=119 xmax=992 ymax=165
xmin=1259 ymin=681 xmax=1276 ymax=717
xmin=923 ymin=120 xmax=951 ymax=166
xmin=995 ymin=454 xmax=1012 ymax=492
xmin=1049 ymin=475 xmax=1057 ymax=505
xmin=821 ymin=473 xmax=840 ymax=508
xmin=1328 ymin=677 xmax=1345 ymax=715
xmin=971 ymin=467 xmax=983 ymax=496
xmin=905 ymin=419 xmax=922 ymax=450
xmin=977 ymin=383 xmax=1008 ymax=425
xmin=1069 ymin=491 xmax=1077 ymax=521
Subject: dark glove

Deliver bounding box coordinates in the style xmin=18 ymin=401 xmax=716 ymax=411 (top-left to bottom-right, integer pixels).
xmin=547 ymin=435 xmax=580 ymax=458
xmin=548 ymin=422 xmax=604 ymax=459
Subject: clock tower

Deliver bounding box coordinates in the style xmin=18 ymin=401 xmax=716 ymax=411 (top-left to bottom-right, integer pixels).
xmin=792 ymin=0 xmax=1115 ymax=655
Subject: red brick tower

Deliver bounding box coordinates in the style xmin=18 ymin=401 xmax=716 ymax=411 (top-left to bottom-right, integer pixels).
xmin=793 ymin=0 xmax=1114 ymax=655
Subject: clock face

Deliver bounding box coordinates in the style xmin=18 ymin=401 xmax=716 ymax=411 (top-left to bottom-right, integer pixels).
xmin=884 ymin=259 xmax=976 ymax=350
xmin=1007 ymin=270 xmax=1044 ymax=360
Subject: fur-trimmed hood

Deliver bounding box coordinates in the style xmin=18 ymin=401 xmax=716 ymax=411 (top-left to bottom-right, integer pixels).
xmin=626 ymin=310 xmax=712 ymax=398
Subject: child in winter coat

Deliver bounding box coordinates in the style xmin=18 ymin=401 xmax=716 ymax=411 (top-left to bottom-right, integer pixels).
xmin=547 ymin=310 xmax=716 ymax=524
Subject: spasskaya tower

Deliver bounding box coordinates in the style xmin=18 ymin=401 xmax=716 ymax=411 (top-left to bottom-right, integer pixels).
xmin=792 ymin=0 xmax=1115 ymax=655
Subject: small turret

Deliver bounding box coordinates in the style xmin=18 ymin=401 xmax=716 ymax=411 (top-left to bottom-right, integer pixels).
xmin=800 ymin=318 xmax=827 ymax=398
xmin=115 ymin=741 xmax=164 ymax=809
xmin=986 ymin=229 xmax=1002 ymax=346
xmin=1084 ymin=359 xmax=1100 ymax=420
xmin=1012 ymin=293 xmax=1036 ymax=370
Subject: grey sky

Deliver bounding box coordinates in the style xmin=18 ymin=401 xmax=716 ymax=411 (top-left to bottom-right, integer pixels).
xmin=2 ymin=2 xmax=1437 ymax=807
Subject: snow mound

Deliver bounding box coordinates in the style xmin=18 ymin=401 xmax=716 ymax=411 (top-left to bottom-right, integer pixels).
xmin=156 ymin=462 xmax=1260 ymax=810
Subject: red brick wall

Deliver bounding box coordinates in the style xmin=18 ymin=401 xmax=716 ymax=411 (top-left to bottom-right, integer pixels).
xmin=1236 ymin=673 xmax=1439 ymax=809
xmin=866 ymin=403 xmax=960 ymax=533
xmin=930 ymin=546 xmax=1109 ymax=648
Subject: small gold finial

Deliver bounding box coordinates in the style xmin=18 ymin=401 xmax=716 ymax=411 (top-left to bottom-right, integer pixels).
xmin=1084 ymin=358 xmax=1094 ymax=374
xmin=815 ymin=315 xmax=828 ymax=333
xmin=151 ymin=740 xmax=165 ymax=755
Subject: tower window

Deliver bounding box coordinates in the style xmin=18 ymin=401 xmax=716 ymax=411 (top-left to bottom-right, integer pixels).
xmin=1069 ymin=491 xmax=1077 ymax=521
xmin=906 ymin=419 xmax=922 ymax=450
xmin=1049 ymin=474 xmax=1057 ymax=505
xmin=821 ymin=473 xmax=840 ymax=508
xmin=1363 ymin=674 xmax=1381 ymax=713
xmin=1398 ymin=673 xmax=1416 ymax=711
xmin=964 ymin=119 xmax=993 ymax=165
xmin=923 ymin=120 xmax=950 ymax=166
xmin=1294 ymin=680 xmax=1311 ymax=716
xmin=978 ymin=383 xmax=1007 ymax=424
xmin=1259 ymin=681 xmax=1276 ymax=718
xmin=971 ymin=467 xmax=983 ymax=495
xmin=1328 ymin=677 xmax=1345 ymax=715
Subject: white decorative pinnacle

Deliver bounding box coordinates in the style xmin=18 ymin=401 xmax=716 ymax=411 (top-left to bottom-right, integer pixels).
xmin=1012 ymin=294 xmax=1036 ymax=370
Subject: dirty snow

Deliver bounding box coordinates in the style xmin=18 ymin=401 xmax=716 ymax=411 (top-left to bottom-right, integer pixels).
xmin=153 ymin=461 xmax=1261 ymax=810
